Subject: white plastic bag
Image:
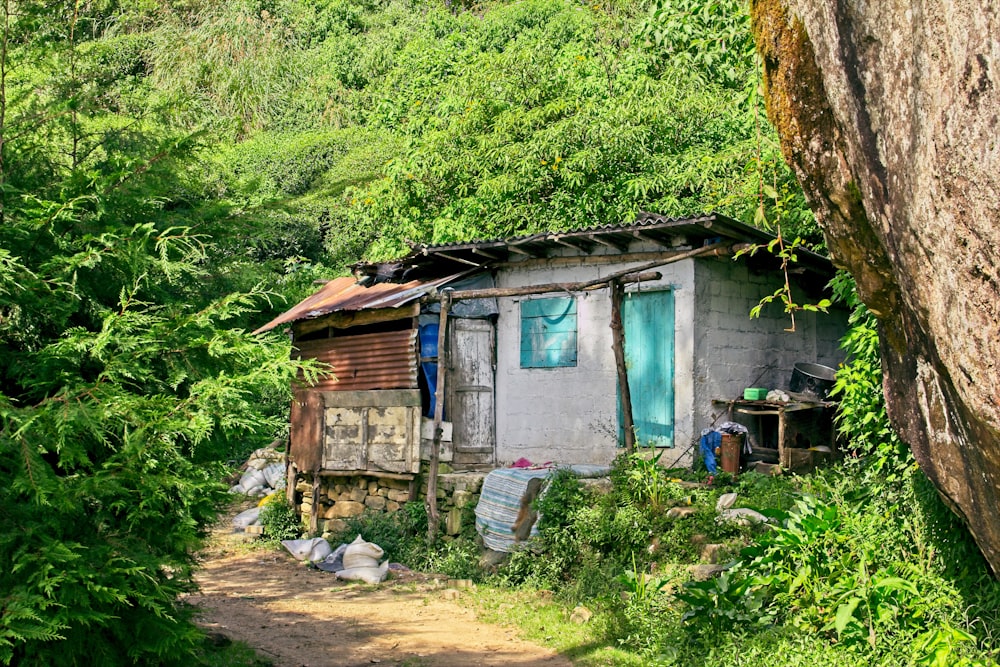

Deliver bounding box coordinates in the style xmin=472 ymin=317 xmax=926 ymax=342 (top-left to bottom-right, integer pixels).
xmin=281 ymin=537 xmax=333 ymax=562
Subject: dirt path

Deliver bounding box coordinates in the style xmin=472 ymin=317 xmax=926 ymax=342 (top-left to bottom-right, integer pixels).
xmin=189 ymin=530 xmax=573 ymax=667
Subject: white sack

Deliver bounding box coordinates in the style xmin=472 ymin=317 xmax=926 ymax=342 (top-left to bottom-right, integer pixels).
xmin=336 ymin=560 xmax=390 ymax=584
xmin=342 ymin=535 xmax=385 ymax=569
xmin=717 ymin=508 xmax=770 ymax=526
xmin=232 ymin=507 xmax=261 ymax=529
xmin=247 ymin=457 xmax=269 ymax=470
xmin=281 ymin=537 xmax=333 ymax=562
xmin=716 ymin=493 xmax=738 ymax=512
xmin=239 ymin=468 xmax=266 ymax=489
xmin=262 ymin=463 xmax=285 ymax=488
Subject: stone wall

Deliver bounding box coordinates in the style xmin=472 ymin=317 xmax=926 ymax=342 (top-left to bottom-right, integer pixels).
xmin=293 ymin=470 xmax=486 ymax=537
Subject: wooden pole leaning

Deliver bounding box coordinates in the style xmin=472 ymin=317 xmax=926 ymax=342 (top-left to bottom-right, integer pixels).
xmin=426 ymin=291 xmax=451 ymax=544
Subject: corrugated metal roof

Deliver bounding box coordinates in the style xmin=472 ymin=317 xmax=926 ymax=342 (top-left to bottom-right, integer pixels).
xmin=254 ymin=273 xmax=463 ymax=334
xmin=405 ymin=211 xmax=724 ymax=252
xmin=352 ymin=211 xmax=832 ymax=281
xmin=256 ymin=211 xmax=835 ymax=335
xmin=293 ymin=329 xmax=418 ymax=392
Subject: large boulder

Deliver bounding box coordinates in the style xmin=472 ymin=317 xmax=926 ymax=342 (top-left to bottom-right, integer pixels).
xmin=751 ymin=0 xmax=1000 ymax=570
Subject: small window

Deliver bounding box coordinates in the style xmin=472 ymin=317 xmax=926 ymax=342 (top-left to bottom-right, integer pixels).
xmin=520 ymin=297 xmax=577 ymax=368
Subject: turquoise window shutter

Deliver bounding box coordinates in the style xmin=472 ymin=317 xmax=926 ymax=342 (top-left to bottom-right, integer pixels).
xmin=520 ymin=297 xmax=577 ymax=368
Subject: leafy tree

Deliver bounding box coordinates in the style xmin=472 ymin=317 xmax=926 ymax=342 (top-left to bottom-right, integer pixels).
xmin=0 ymin=2 xmax=308 ymax=664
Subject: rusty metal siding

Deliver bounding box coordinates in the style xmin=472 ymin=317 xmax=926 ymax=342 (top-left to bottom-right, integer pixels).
xmin=289 ymin=389 xmax=323 ymax=472
xmin=294 ymin=329 xmax=418 ymax=392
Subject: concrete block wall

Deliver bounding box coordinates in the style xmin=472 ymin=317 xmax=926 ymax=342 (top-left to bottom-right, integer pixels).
xmin=693 ymin=257 xmax=849 ymax=441
xmin=493 ymin=249 xmax=697 ymax=466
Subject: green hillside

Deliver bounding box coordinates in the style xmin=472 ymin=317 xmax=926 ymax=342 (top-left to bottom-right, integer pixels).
xmin=131 ymin=0 xmax=815 ymax=268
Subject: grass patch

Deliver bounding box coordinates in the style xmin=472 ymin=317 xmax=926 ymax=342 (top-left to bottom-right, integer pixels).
xmin=464 ymin=585 xmax=643 ymax=666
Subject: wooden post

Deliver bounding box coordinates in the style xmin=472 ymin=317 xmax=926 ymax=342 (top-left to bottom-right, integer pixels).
xmin=285 ymin=461 xmax=297 ymax=506
xmin=778 ymin=408 xmax=787 ymax=470
xmin=610 ymin=279 xmax=636 ymax=454
xmin=426 ymin=291 xmax=451 ymax=544
xmin=309 ymin=473 xmax=320 ymax=534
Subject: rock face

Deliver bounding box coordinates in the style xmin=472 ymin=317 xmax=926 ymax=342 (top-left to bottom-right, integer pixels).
xmin=751 ymin=0 xmax=1000 ymax=571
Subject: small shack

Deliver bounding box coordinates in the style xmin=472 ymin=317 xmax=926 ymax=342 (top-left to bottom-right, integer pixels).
xmin=255 ymin=212 xmax=848 ymax=532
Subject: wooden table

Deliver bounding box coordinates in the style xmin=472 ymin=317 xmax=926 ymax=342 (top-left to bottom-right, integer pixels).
xmin=713 ymin=396 xmax=836 ymax=470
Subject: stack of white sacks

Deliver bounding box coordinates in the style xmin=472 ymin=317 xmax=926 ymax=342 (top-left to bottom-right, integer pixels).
xmin=280 ymin=535 xmax=390 ymax=584
xmin=229 ymin=447 xmax=286 ymax=497
xmin=229 ymin=446 xmax=287 ymax=532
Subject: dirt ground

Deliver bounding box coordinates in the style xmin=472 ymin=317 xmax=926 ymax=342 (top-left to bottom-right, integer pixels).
xmin=188 ymin=528 xmax=574 ymax=667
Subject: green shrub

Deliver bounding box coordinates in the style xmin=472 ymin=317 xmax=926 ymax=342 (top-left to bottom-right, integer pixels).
xmin=258 ymin=498 xmax=302 ymax=543
xmin=421 ymin=538 xmax=482 ymax=580
xmin=535 ymin=468 xmax=588 ymax=531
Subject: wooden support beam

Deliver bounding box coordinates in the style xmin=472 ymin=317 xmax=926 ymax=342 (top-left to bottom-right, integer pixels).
xmin=425 ymin=242 xmax=731 ymax=303
xmin=588 ymin=233 xmax=629 ymax=251
xmin=424 ymin=270 xmax=658 ymax=302
xmin=472 ymin=248 xmax=500 ymax=260
xmin=429 ymin=251 xmax=486 ymax=268
xmin=294 ymin=303 xmax=419 ymax=337
xmin=426 ymin=291 xmax=451 ymax=544
xmin=550 ymin=235 xmax=595 ymax=252
xmin=497 ymin=247 xmax=697 ymax=270
xmin=610 ymin=279 xmax=636 ymax=454
xmin=285 ymin=461 xmax=297 ymax=506
xmin=632 ymin=230 xmax=674 ymax=248
xmin=309 ymin=474 xmax=320 ymax=534
xmin=316 ymin=470 xmax=416 ymax=481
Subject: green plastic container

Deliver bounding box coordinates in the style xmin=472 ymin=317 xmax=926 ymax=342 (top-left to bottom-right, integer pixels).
xmin=743 ymin=387 xmax=768 ymax=401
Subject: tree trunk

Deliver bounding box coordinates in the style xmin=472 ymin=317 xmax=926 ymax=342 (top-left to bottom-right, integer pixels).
xmin=751 ymin=0 xmax=1000 ymax=571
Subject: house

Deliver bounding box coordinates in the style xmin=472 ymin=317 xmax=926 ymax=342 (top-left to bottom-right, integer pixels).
xmin=255 ymin=212 xmax=848 ymax=531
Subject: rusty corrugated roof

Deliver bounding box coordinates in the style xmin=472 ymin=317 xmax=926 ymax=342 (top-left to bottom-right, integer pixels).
xmin=254 ymin=273 xmax=464 ymax=334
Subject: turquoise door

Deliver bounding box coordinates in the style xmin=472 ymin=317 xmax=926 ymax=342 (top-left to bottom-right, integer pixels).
xmin=618 ymin=289 xmax=675 ymax=447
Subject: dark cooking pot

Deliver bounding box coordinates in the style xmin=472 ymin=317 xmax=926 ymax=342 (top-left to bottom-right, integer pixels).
xmin=790 ymin=362 xmax=837 ymax=399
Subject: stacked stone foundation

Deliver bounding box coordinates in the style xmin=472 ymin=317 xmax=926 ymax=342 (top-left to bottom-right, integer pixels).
xmin=292 ymin=469 xmax=485 ymax=537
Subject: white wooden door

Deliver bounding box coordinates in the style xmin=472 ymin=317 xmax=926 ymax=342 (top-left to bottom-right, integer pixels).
xmin=447 ymin=318 xmax=496 ymax=464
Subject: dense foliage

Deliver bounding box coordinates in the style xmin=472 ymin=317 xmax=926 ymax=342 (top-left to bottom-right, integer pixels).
xmin=590 ymin=279 xmax=999 ymax=666
xmin=5 ymin=0 xmax=991 ymax=665
xmin=139 ymin=0 xmax=821 ymax=260
xmin=0 ymin=2 xmax=311 ymax=664
xmin=338 ymin=275 xmax=998 ymax=667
